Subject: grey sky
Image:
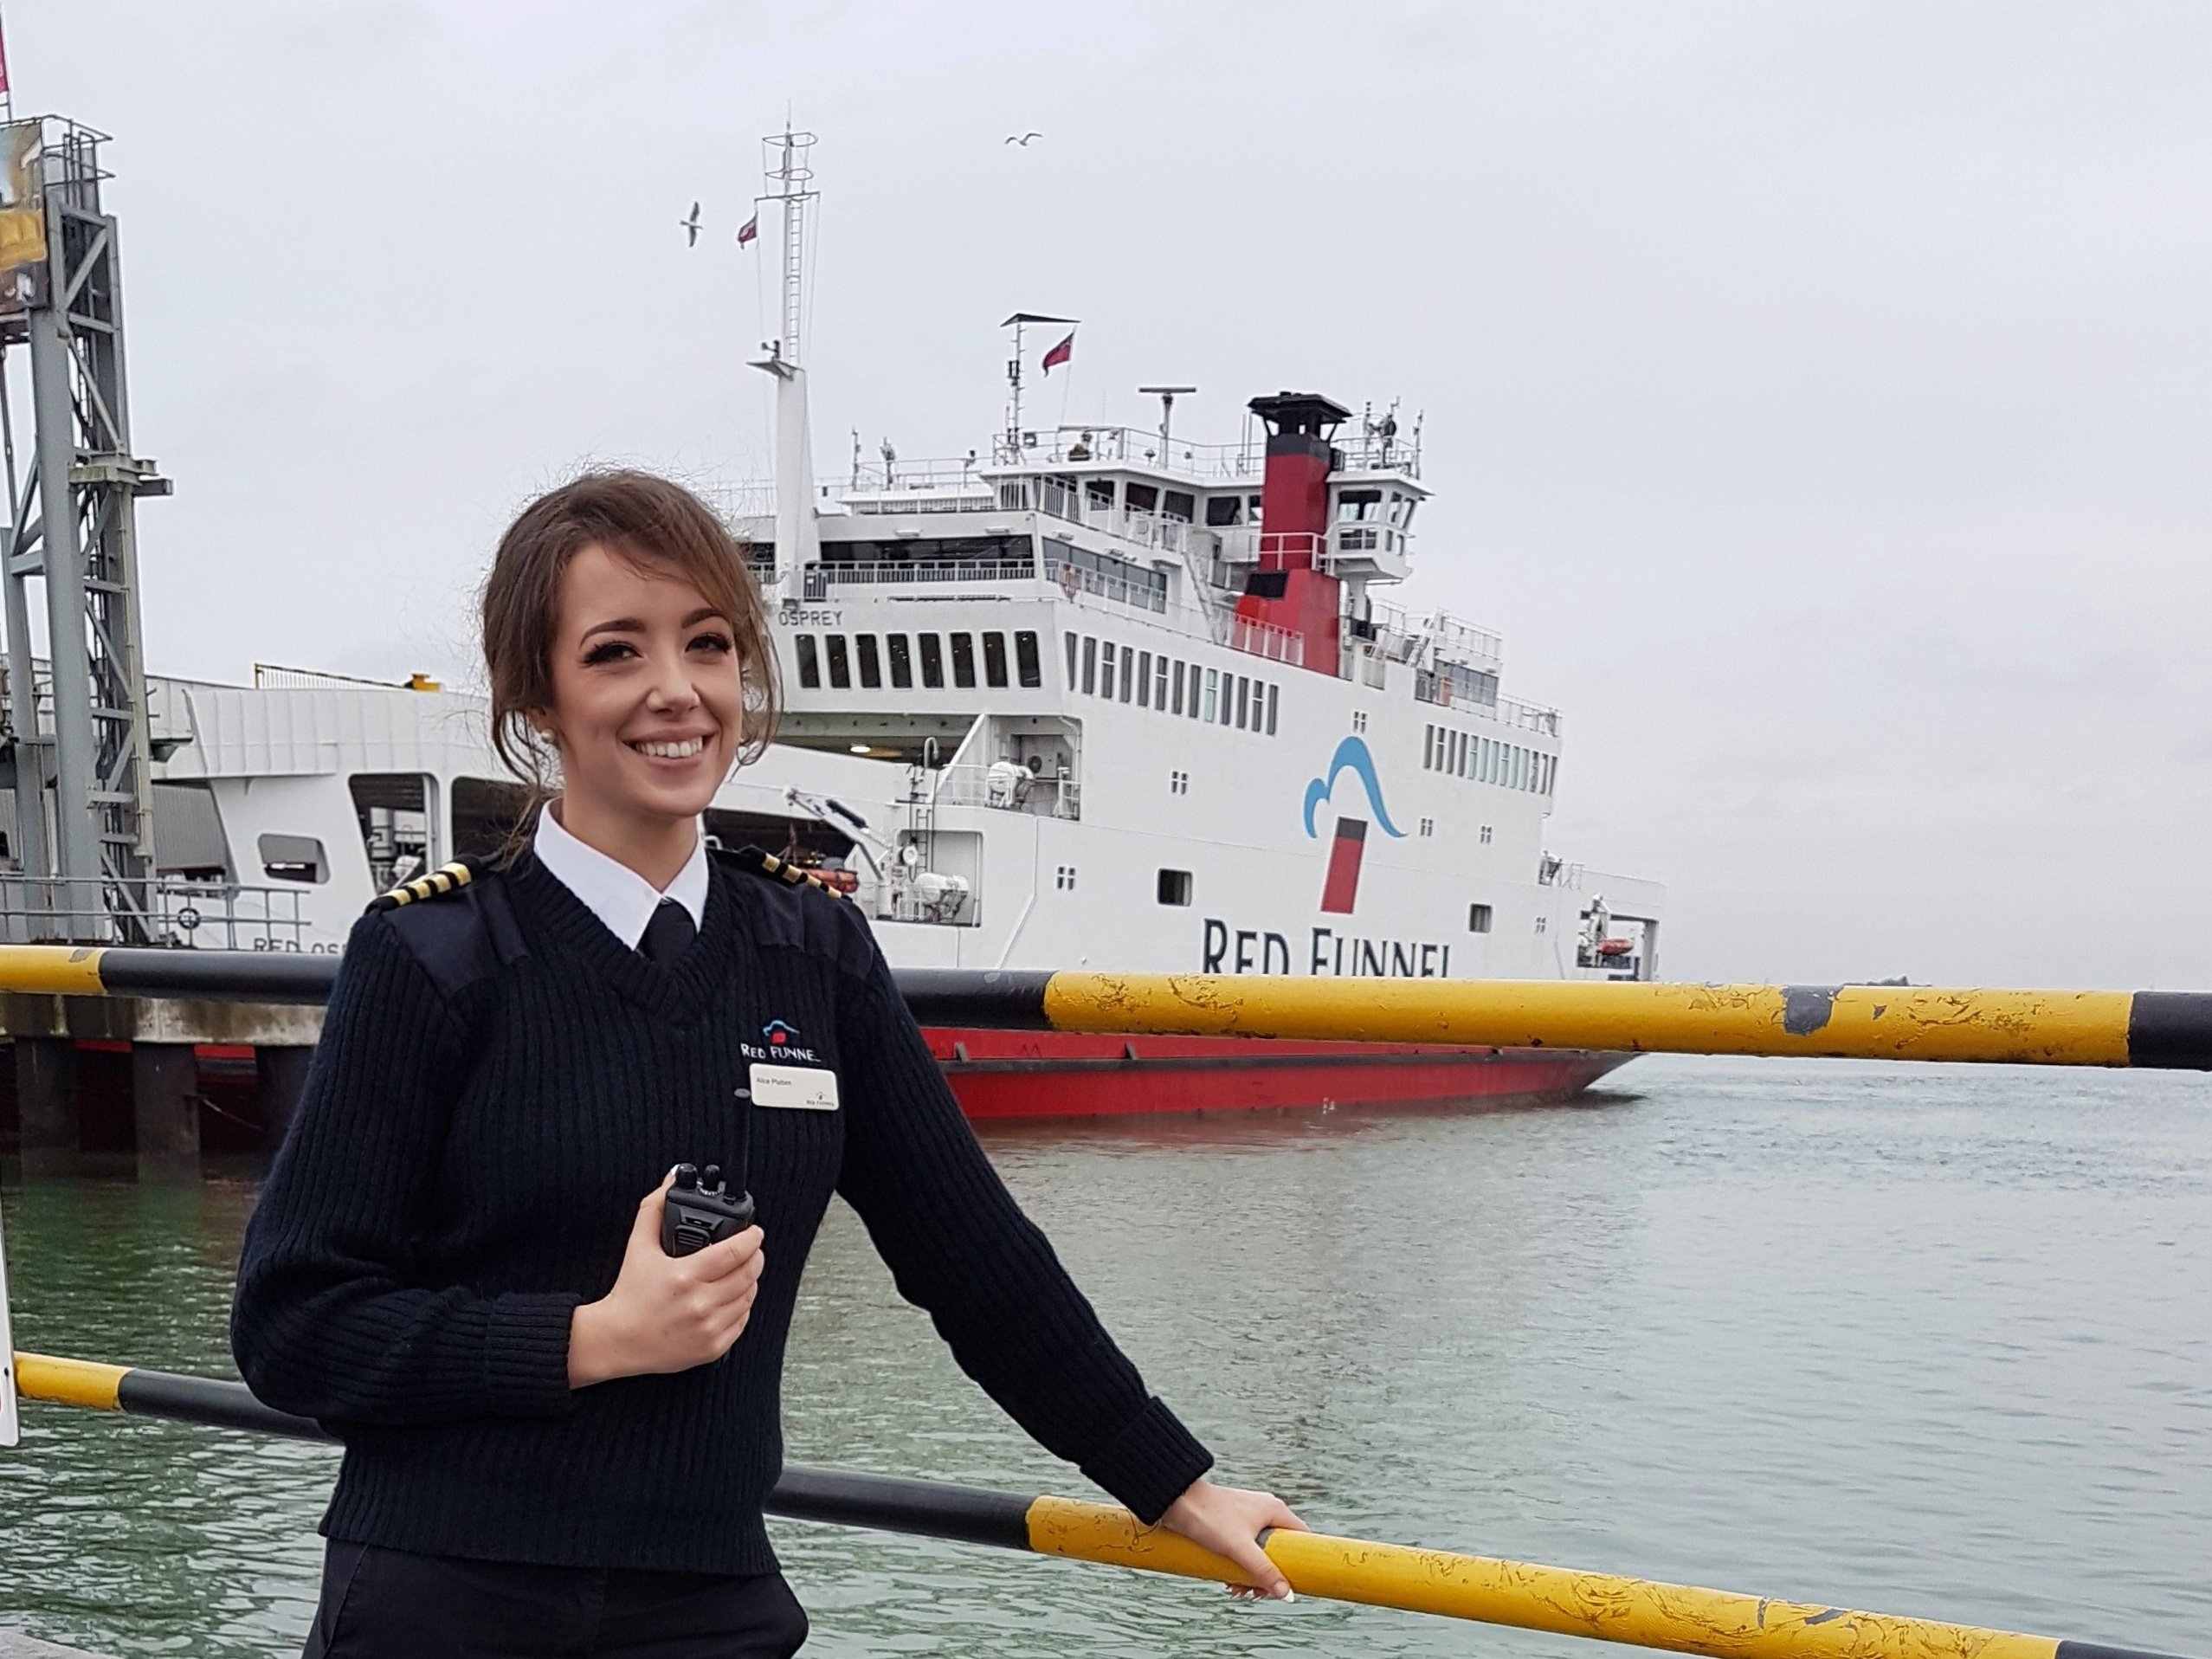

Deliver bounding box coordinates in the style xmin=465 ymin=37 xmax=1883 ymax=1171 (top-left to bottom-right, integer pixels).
xmin=17 ymin=2 xmax=2212 ymax=989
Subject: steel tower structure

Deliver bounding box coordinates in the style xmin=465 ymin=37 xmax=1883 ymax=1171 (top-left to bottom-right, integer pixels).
xmin=0 ymin=117 xmax=168 ymax=939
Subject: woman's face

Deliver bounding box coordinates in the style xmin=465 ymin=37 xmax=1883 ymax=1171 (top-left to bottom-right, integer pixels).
xmin=538 ymin=542 xmax=746 ymax=826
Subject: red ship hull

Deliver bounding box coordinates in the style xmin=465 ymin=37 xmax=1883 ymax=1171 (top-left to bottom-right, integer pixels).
xmin=924 ymin=1028 xmax=1632 ymax=1120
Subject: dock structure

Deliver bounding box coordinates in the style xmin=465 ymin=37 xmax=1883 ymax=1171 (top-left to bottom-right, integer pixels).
xmin=1 ymin=992 xmax=318 ymax=1181
xmin=3 ymin=951 xmax=2210 ymax=1181
xmin=0 ymin=1630 xmax=118 ymax=1659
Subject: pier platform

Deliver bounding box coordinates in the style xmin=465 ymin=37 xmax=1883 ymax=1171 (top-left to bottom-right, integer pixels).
xmin=0 ymin=994 xmax=321 ymax=1179
xmin=0 ymin=1631 xmax=116 ymax=1658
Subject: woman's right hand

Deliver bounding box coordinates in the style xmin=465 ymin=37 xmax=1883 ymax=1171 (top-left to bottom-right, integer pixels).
xmin=568 ymin=1172 xmax=765 ymax=1389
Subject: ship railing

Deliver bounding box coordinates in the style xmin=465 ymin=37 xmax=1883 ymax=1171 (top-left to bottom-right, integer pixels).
xmin=1343 ymin=640 xmax=1390 ymax=688
xmin=1414 ymin=684 xmax=1559 ymax=736
xmin=990 ymin=427 xmax=1264 ymax=481
xmin=928 ymin=763 xmax=1082 ymax=820
xmin=1042 ymin=552 xmax=1168 ymax=616
xmin=1419 ymin=611 xmax=1503 ymax=669
xmin=1229 ymin=615 xmax=1304 ymax=667
xmin=1333 ymin=428 xmax=1422 ymax=478
xmin=0 ymin=875 xmax=314 ymax=950
xmin=814 ymin=559 xmax=1038 ymax=590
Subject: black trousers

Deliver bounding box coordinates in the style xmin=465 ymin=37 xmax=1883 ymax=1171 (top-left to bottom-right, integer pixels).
xmin=302 ymin=1539 xmax=809 ymax=1658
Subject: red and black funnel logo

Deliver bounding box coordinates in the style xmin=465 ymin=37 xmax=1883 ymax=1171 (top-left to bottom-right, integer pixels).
xmin=1320 ymin=817 xmax=1367 ymax=913
xmin=1302 ymin=737 xmax=1406 ymax=915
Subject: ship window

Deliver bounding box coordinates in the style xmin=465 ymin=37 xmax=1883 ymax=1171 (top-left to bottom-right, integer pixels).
xmin=1204 ymin=496 xmax=1241 ymax=527
xmin=1424 ymin=725 xmax=1435 ymax=769
xmin=1154 ymin=655 xmax=1168 ymax=709
xmin=796 ymin=634 xmax=821 ymax=689
xmin=1235 ymin=676 xmax=1249 ymax=729
xmin=1120 ymin=647 xmax=1135 ymax=702
xmin=1137 ymin=650 xmax=1152 ymax=707
xmin=1248 ymin=494 xmax=1263 ymax=521
xmin=1337 ymin=487 xmax=1383 ymax=522
xmin=258 ymin=832 xmax=329 ymax=885
xmin=1453 ymin=730 xmax=1465 ymax=775
xmin=826 ymin=635 xmax=851 ymax=689
xmin=855 ymin=634 xmax=882 ymax=689
xmin=1062 ymin=631 xmax=1077 ymax=688
xmin=951 ymin=632 xmax=977 ymax=688
xmin=1086 ymin=479 xmax=1114 ymax=511
xmin=1099 ymin=641 xmax=1114 ymax=698
xmin=1468 ymin=903 xmax=1493 ymax=933
xmin=983 ymin=631 xmax=1009 ymax=687
xmin=887 ymin=633 xmax=913 ymax=689
xmin=1186 ymin=664 xmax=1200 ymax=719
xmin=1163 ymin=490 xmax=1195 ymax=522
xmin=1170 ymin=661 xmax=1185 ymax=715
xmin=919 ymin=633 xmax=945 ymax=688
xmin=1125 ymin=482 xmax=1158 ymax=513
xmin=1203 ymin=668 xmax=1218 ymax=722
xmin=1267 ymin=683 xmax=1279 ymax=735
xmin=1080 ymin=636 xmax=1096 ymax=694
xmin=1158 ymin=868 xmax=1193 ymax=907
xmin=1016 ymin=631 xmax=1042 ymax=688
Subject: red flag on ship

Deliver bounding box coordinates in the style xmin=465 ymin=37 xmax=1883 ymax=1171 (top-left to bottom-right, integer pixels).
xmin=0 ymin=20 xmax=11 ymax=96
xmin=1041 ymin=330 xmax=1074 ymax=374
xmin=736 ymin=213 xmax=758 ymax=247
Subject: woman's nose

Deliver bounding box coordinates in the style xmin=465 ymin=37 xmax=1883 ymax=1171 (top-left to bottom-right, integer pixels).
xmin=643 ymin=648 xmax=700 ymax=708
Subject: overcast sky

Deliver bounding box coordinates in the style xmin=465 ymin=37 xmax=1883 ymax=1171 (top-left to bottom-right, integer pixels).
xmin=15 ymin=2 xmax=2212 ymax=989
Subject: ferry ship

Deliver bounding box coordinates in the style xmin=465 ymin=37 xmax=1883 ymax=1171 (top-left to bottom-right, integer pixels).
xmin=8 ymin=131 xmax=1664 ymax=1120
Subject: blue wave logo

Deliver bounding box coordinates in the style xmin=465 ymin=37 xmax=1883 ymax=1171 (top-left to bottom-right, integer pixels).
xmin=1302 ymin=737 xmax=1407 ymax=839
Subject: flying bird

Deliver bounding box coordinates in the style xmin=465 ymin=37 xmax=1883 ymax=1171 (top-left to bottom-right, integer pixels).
xmin=680 ymin=202 xmax=701 ymax=246
xmin=1005 ymin=132 xmax=1043 ymax=145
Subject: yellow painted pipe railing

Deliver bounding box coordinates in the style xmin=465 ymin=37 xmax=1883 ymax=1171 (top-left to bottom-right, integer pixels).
xmin=8 ymin=1352 xmax=2191 ymax=1659
xmin=0 ymin=942 xmax=2209 ymax=1067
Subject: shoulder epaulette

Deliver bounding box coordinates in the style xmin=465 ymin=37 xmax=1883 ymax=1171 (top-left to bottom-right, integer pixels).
xmin=367 ymin=855 xmax=491 ymax=913
xmin=716 ymin=842 xmax=852 ymax=901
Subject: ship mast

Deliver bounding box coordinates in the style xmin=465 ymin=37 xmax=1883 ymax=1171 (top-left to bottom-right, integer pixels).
xmin=749 ymin=127 xmax=819 ymax=609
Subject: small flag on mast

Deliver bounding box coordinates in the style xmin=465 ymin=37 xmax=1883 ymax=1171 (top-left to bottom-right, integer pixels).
xmin=736 ymin=212 xmax=758 ymax=248
xmin=1041 ymin=330 xmax=1074 ymax=374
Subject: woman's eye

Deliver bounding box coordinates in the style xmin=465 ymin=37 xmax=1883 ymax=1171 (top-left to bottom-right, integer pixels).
xmin=583 ymin=640 xmax=637 ymax=666
xmin=689 ymin=631 xmax=733 ymax=655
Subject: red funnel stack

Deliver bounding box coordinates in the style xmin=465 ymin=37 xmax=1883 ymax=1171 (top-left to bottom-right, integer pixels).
xmin=1236 ymin=391 xmax=1350 ymax=676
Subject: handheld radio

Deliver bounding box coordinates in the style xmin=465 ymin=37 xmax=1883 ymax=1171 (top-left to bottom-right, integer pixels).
xmin=661 ymin=1085 xmax=756 ymax=1256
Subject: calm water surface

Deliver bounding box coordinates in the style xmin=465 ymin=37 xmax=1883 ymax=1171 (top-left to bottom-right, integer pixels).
xmin=1 ymin=1056 xmax=2206 ymax=1656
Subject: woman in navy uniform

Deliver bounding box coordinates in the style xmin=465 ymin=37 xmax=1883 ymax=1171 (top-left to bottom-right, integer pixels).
xmin=233 ymin=471 xmax=1302 ymax=1657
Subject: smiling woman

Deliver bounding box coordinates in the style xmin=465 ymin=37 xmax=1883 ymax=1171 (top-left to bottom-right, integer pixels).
xmin=228 ymin=468 xmax=1301 ymax=1659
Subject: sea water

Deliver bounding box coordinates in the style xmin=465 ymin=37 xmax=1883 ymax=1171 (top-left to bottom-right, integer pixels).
xmin=1 ymin=1055 xmax=2205 ymax=1657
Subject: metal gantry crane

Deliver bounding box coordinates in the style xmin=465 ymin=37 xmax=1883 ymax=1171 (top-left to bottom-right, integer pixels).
xmin=0 ymin=116 xmax=169 ymax=941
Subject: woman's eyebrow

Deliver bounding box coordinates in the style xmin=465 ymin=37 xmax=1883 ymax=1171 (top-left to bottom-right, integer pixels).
xmin=682 ymin=607 xmax=732 ymax=627
xmin=577 ymin=617 xmax=645 ymax=642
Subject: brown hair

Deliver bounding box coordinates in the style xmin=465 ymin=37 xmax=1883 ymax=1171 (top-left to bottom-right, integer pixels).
xmin=480 ymin=469 xmax=779 ymax=804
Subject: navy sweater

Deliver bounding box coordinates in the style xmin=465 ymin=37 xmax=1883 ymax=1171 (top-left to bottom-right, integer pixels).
xmin=230 ymin=853 xmax=1211 ymax=1573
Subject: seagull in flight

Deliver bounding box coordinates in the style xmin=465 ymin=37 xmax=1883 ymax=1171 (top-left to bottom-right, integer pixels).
xmin=680 ymin=202 xmax=702 ymax=246
xmin=1005 ymin=132 xmax=1043 ymax=145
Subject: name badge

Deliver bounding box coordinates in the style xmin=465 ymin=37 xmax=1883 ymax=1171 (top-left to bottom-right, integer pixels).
xmin=750 ymin=1062 xmax=841 ymax=1112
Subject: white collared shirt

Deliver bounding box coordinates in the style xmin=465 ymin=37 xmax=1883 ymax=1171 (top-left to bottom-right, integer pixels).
xmin=532 ymin=804 xmax=709 ymax=951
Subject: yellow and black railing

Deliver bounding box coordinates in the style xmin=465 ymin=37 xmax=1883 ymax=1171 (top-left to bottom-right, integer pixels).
xmin=10 ymin=1351 xmax=2193 ymax=1659
xmin=4 ymin=943 xmax=2209 ymax=1068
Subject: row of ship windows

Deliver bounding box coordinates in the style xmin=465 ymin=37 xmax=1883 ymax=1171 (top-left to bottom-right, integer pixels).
xmin=793 ymin=629 xmax=1045 ymax=691
xmin=1423 ymin=723 xmax=1557 ymax=796
xmin=1065 ymin=632 xmax=1281 ymax=735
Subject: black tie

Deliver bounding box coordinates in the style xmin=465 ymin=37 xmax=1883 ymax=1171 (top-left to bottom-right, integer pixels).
xmin=639 ymin=898 xmax=695 ymax=965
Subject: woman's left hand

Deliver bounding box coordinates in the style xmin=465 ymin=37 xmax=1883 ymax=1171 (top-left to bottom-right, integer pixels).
xmin=1158 ymin=1477 xmax=1308 ymax=1600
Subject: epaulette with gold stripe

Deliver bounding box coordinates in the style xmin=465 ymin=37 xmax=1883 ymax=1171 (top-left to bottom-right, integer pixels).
xmin=366 ymin=856 xmax=490 ymax=913
xmin=719 ymin=842 xmax=852 ymax=901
